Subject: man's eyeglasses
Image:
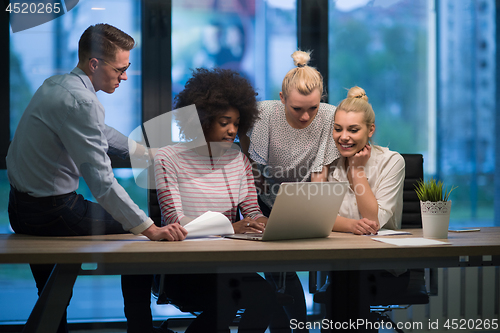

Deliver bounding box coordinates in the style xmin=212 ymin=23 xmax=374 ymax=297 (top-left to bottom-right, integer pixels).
xmin=90 ymin=57 xmax=131 ymax=75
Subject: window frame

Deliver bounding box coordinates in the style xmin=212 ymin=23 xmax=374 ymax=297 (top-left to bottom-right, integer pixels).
xmin=495 ymin=0 xmax=500 ymax=226
xmin=297 ymin=0 xmax=329 ymax=103
xmin=1 ymin=13 xmax=10 ymax=169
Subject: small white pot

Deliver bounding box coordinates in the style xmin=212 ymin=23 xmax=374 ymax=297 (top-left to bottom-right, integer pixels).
xmin=420 ymin=201 xmax=452 ymax=239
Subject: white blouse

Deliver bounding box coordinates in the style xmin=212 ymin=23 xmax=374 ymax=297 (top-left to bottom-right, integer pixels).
xmin=328 ymin=145 xmax=405 ymax=229
xmin=248 ymin=100 xmax=340 ymax=208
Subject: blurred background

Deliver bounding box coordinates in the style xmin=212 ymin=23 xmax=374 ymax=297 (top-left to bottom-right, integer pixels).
xmin=1 ymin=0 xmax=499 ymax=328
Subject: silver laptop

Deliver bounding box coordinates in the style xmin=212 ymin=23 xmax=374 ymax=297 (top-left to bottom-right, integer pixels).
xmin=227 ymin=182 xmax=348 ymax=241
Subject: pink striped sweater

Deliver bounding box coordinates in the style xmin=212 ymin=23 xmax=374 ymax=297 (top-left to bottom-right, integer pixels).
xmin=154 ymin=144 xmax=265 ymax=225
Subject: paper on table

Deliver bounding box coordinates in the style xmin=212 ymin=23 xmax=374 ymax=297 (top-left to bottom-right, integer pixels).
xmin=184 ymin=211 xmax=235 ymax=239
xmin=373 ymin=229 xmax=412 ymax=236
xmin=184 ymin=236 xmax=229 ymax=241
xmin=372 ymin=237 xmax=451 ymax=246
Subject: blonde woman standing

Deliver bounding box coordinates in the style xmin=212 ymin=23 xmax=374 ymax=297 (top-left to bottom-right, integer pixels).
xmin=243 ymin=50 xmax=339 ymax=212
xmin=242 ymin=50 xmax=340 ymax=333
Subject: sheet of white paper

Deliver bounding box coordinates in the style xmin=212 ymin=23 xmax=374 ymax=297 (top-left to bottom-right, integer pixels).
xmin=184 ymin=236 xmax=229 ymax=241
xmin=184 ymin=211 xmax=235 ymax=239
xmin=373 ymin=229 xmax=412 ymax=236
xmin=372 ymin=237 xmax=451 ymax=246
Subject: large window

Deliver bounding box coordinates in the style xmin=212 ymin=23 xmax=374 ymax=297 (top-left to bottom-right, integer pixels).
xmin=437 ymin=0 xmax=496 ymax=226
xmin=171 ymin=0 xmax=296 ymax=101
xmin=9 ymin=0 xmax=142 ymax=138
xmin=329 ymin=0 xmax=430 ymax=159
xmin=328 ymin=0 xmax=496 ymax=227
xmin=170 ymin=0 xmax=297 ymax=141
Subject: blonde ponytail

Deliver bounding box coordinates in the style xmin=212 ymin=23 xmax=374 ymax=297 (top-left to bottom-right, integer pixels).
xmin=281 ymin=50 xmax=324 ymax=100
xmin=336 ymin=86 xmax=375 ymax=129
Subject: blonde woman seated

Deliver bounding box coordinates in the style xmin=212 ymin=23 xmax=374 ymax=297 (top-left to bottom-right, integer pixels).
xmin=323 ymin=86 xmax=408 ymax=332
xmin=329 ymin=86 xmax=404 ymax=234
xmin=154 ymin=68 xmax=277 ymax=333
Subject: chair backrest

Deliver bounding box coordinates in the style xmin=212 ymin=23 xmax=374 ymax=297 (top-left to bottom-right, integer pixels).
xmin=148 ymin=188 xmax=162 ymax=227
xmin=147 ymin=166 xmax=162 ymax=227
xmin=401 ymin=154 xmax=424 ymax=229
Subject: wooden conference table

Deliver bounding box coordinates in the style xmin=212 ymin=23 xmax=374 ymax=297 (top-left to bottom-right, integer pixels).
xmin=1 ymin=228 xmax=500 ymax=333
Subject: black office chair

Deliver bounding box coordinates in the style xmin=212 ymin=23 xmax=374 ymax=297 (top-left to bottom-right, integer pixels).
xmin=310 ymin=154 xmax=436 ymax=332
xmin=400 ymin=153 xmax=424 ymax=229
xmin=368 ymin=154 xmax=436 ymax=331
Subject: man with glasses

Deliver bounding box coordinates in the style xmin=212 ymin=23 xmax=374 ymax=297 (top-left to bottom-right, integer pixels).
xmin=6 ymin=23 xmax=186 ymax=333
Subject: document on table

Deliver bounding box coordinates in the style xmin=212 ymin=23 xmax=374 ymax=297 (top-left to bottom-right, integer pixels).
xmin=372 ymin=237 xmax=451 ymax=246
xmin=371 ymin=229 xmax=412 ymax=236
xmin=184 ymin=236 xmax=229 ymax=241
xmin=183 ymin=211 xmax=235 ymax=239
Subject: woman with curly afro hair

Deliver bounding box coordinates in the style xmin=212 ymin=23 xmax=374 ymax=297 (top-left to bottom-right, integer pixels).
xmin=173 ymin=67 xmax=260 ymax=144
xmin=150 ymin=68 xmax=278 ymax=333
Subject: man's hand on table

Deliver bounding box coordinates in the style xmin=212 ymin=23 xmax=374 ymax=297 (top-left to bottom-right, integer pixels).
xmin=142 ymin=223 xmax=187 ymax=241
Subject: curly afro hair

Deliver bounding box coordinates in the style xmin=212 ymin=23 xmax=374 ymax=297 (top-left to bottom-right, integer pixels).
xmin=174 ymin=68 xmax=259 ymax=141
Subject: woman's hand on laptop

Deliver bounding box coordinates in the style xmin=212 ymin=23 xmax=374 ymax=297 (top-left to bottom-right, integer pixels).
xmin=233 ymin=216 xmax=267 ymax=234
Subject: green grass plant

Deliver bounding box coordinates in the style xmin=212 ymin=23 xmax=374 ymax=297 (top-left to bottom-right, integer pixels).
xmin=415 ymin=178 xmax=456 ymax=202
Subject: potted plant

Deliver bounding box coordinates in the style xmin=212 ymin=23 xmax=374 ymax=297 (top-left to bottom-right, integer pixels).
xmin=415 ymin=178 xmax=456 ymax=239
